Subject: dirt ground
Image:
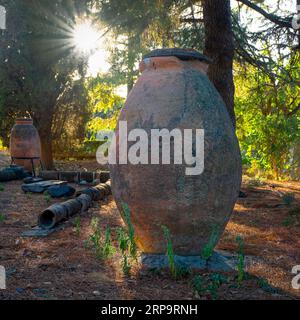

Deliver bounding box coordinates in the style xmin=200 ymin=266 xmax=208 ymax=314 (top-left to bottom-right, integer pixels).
xmin=0 ymin=153 xmax=300 ymax=300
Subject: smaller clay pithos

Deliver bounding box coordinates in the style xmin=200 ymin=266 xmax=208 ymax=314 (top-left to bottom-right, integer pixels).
xmin=10 ymin=118 xmax=41 ymax=171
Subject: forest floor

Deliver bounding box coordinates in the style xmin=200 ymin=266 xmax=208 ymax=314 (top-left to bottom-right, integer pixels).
xmin=0 ymin=151 xmax=300 ymax=300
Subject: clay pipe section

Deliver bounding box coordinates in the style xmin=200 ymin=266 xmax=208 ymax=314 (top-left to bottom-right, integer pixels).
xmin=39 ymin=170 xmax=110 ymax=183
xmin=38 ymin=181 xmax=112 ymax=230
xmin=75 ymin=181 xmax=111 ymax=201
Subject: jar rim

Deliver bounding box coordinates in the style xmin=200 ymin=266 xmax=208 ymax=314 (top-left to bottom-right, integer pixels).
xmin=143 ymin=48 xmax=212 ymax=64
xmin=15 ymin=118 xmax=33 ymax=123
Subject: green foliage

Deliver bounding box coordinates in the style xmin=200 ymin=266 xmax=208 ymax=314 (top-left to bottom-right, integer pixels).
xmin=236 ymin=236 xmax=245 ymax=286
xmin=98 ymin=0 xmax=182 ymax=91
xmin=201 ymin=225 xmax=220 ymax=260
xmin=0 ymin=0 xmax=91 ymax=164
xmin=73 ymin=216 xmax=81 ymax=236
xmin=85 ymin=217 xmax=101 ymax=254
xmin=85 ymin=217 xmax=115 ymax=260
xmin=101 ymin=228 xmax=116 ymax=259
xmin=206 ymin=282 xmax=219 ymax=300
xmin=90 ymin=217 xmax=100 ymax=232
xmin=84 ymin=76 xmax=124 ymax=153
xmin=43 ymin=191 xmax=51 ymax=204
xmin=122 ymin=203 xmax=137 ymax=260
xmin=121 ymin=254 xmax=131 ymax=276
xmin=235 ymin=61 xmax=300 ymax=180
xmin=89 ymin=227 xmax=102 ymax=252
xmin=162 ymin=225 xmax=177 ymax=279
xmin=106 ymin=203 xmax=137 ymax=277
xmin=192 ymin=275 xmax=205 ymax=296
xmin=0 ymin=213 xmax=6 ymax=223
xmin=116 ymin=227 xmax=132 ymax=276
xmin=116 ymin=227 xmax=130 ymax=254
xmin=192 ymin=273 xmax=227 ymax=300
xmin=0 ymin=183 xmax=4 ymax=192
xmin=116 ymin=209 xmax=138 ymax=276
xmin=51 ymin=79 xmax=91 ymax=158
xmin=161 ymin=225 xmax=189 ymax=279
xmin=208 ymin=274 xmax=227 ymax=299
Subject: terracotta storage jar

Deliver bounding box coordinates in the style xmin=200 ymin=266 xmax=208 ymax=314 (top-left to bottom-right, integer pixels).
xmin=10 ymin=118 xmax=41 ymax=171
xmin=110 ymin=48 xmax=242 ymax=256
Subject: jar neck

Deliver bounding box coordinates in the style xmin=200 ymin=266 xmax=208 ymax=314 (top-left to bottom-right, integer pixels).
xmin=16 ymin=118 xmax=33 ymax=125
xmin=139 ymin=56 xmax=209 ymax=74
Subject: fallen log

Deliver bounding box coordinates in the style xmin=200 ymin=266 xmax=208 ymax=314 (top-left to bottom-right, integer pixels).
xmin=38 ymin=180 xmax=111 ymax=230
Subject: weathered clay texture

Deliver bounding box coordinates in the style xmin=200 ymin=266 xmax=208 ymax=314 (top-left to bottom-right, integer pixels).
xmin=10 ymin=118 xmax=41 ymax=170
xmin=110 ymin=52 xmax=242 ymax=256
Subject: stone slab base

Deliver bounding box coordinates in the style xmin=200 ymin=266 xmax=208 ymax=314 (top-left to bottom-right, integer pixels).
xmin=21 ymin=225 xmax=64 ymax=237
xmin=140 ymin=250 xmax=238 ymax=272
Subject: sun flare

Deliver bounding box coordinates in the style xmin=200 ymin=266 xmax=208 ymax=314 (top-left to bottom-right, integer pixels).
xmin=73 ymin=21 xmax=100 ymax=52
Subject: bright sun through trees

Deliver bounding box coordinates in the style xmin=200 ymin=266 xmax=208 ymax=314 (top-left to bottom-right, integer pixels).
xmin=73 ymin=21 xmax=100 ymax=52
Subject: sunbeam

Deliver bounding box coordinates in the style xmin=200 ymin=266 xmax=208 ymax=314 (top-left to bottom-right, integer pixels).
xmin=73 ymin=21 xmax=101 ymax=53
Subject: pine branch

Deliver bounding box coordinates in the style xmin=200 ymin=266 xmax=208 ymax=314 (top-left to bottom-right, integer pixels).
xmin=287 ymin=103 xmax=300 ymax=117
xmin=180 ymin=18 xmax=203 ymax=23
xmin=236 ymin=0 xmax=292 ymax=28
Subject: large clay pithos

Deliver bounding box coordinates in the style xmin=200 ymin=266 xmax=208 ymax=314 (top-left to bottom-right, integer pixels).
xmin=110 ymin=48 xmax=242 ymax=256
xmin=10 ymin=118 xmax=41 ymax=171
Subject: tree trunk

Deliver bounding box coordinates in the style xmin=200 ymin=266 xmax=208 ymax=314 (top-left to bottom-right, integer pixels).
xmin=203 ymin=0 xmax=236 ymax=127
xmin=39 ymin=129 xmax=54 ymax=170
xmin=34 ymin=114 xmax=55 ymax=170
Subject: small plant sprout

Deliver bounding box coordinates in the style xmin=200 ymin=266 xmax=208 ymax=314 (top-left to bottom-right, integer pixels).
xmin=122 ymin=203 xmax=137 ymax=260
xmin=0 ymin=183 xmax=4 ymax=192
xmin=236 ymin=235 xmax=245 ymax=286
xmin=161 ymin=225 xmax=190 ymax=279
xmin=88 ymin=223 xmax=101 ymax=253
xmin=208 ymin=274 xmax=227 ymax=300
xmin=116 ymin=227 xmax=132 ymax=276
xmin=43 ymin=190 xmax=51 ymax=204
xmin=192 ymin=275 xmax=205 ymax=297
xmin=192 ymin=273 xmax=227 ymax=300
xmin=101 ymin=228 xmax=116 ymax=259
xmin=0 ymin=213 xmax=6 ymax=223
xmin=122 ymin=254 xmax=131 ymax=276
xmin=117 ymin=227 xmax=129 ymax=254
xmin=162 ymin=225 xmax=177 ymax=278
xmin=90 ymin=216 xmax=100 ymax=232
xmin=210 ymin=273 xmax=227 ymax=287
xmin=85 ymin=218 xmax=116 ymax=260
xmin=26 ymin=192 xmax=32 ymax=199
xmin=73 ymin=216 xmax=81 ymax=236
xmin=201 ymin=225 xmax=219 ymax=260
